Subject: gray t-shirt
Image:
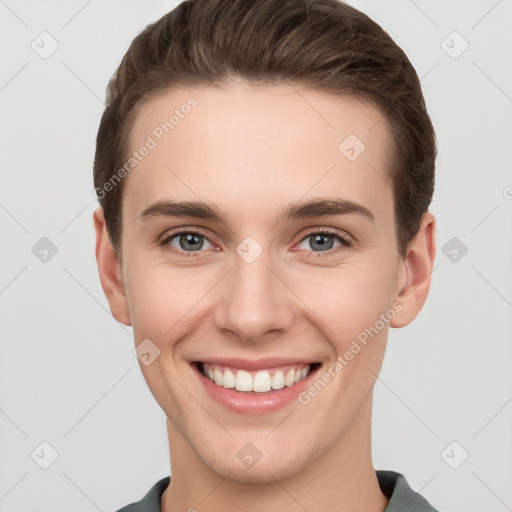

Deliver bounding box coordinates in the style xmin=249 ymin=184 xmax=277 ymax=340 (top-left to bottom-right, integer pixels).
xmin=114 ymin=470 xmax=440 ymax=511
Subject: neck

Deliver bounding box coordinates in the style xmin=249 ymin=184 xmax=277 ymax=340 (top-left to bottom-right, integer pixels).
xmin=161 ymin=397 xmax=388 ymax=512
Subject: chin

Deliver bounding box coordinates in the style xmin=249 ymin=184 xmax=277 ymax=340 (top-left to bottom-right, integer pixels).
xmin=214 ymin=459 xmax=302 ymax=484
xmin=198 ymin=441 xmax=314 ymax=485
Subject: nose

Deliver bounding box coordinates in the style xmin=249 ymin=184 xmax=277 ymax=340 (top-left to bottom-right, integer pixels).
xmin=213 ymin=250 xmax=295 ymax=344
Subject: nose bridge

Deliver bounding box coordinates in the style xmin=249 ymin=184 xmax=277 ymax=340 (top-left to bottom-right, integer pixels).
xmin=214 ymin=242 xmax=293 ymax=341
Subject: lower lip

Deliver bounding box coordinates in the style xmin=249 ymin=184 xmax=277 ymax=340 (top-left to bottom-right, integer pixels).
xmin=194 ymin=364 xmax=319 ymax=415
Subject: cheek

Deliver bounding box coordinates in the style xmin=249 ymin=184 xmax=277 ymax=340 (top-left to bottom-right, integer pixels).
xmin=287 ymin=260 xmax=398 ymax=343
xmin=124 ymin=259 xmax=216 ymax=343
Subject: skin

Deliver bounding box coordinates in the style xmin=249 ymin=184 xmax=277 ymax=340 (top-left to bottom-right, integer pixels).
xmin=94 ymin=77 xmax=436 ymax=512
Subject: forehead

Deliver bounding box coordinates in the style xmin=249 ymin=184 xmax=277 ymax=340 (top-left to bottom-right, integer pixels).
xmin=123 ymin=80 xmax=394 ymax=229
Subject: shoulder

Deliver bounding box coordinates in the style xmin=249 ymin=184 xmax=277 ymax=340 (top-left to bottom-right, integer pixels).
xmin=377 ymin=470 xmax=441 ymax=512
xmin=113 ymin=476 xmax=170 ymax=512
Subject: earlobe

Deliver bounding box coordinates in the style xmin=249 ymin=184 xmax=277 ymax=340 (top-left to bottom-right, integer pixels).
xmin=391 ymin=211 xmax=436 ymax=328
xmin=93 ymin=207 xmax=132 ymax=326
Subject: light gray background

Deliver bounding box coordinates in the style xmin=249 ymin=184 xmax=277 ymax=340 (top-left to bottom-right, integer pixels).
xmin=1 ymin=1 xmax=511 ymax=511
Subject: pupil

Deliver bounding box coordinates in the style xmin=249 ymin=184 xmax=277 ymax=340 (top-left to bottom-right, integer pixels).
xmin=181 ymin=233 xmax=202 ymax=251
xmin=312 ymin=234 xmax=333 ymax=251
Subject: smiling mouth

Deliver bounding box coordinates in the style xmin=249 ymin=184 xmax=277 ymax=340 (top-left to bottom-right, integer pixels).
xmin=194 ymin=362 xmax=321 ymax=393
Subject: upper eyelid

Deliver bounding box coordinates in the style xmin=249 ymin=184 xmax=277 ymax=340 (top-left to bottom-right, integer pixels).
xmin=300 ymin=226 xmax=352 ymax=240
xmin=161 ymin=228 xmax=212 ymax=243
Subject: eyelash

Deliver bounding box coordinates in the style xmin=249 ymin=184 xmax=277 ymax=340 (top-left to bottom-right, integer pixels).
xmin=159 ymin=228 xmax=352 ymax=259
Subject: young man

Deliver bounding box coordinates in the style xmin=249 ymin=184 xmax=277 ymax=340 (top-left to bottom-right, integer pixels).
xmin=93 ymin=0 xmax=439 ymax=510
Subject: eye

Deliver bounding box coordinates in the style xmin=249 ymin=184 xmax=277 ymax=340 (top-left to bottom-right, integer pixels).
xmin=160 ymin=229 xmax=213 ymax=256
xmin=159 ymin=227 xmax=352 ymax=258
xmin=296 ymin=228 xmax=352 ymax=255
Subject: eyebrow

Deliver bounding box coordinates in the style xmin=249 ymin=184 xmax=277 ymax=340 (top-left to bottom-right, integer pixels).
xmin=137 ymin=198 xmax=374 ymax=225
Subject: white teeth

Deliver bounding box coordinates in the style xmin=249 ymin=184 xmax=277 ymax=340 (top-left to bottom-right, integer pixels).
xmin=284 ymin=369 xmax=295 ymax=387
xmin=235 ymin=370 xmax=253 ymax=391
xmin=223 ymin=369 xmax=236 ymax=389
xmin=271 ymin=371 xmax=285 ymax=390
xmin=214 ymin=369 xmax=223 ymax=386
xmin=253 ymin=371 xmax=272 ymax=392
xmin=203 ymin=364 xmax=311 ymax=393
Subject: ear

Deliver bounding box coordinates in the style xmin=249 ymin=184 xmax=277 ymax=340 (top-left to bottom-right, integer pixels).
xmin=390 ymin=211 xmax=436 ymax=328
xmin=93 ymin=207 xmax=132 ymax=326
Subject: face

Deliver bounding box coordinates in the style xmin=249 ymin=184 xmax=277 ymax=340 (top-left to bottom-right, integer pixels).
xmin=95 ymin=78 xmax=434 ymax=484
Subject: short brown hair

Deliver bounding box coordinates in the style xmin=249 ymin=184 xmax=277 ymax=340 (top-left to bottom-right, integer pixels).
xmin=94 ymin=0 xmax=436 ymax=257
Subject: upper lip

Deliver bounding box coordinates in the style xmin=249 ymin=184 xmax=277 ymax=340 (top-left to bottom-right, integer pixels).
xmin=193 ymin=357 xmax=317 ymax=371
